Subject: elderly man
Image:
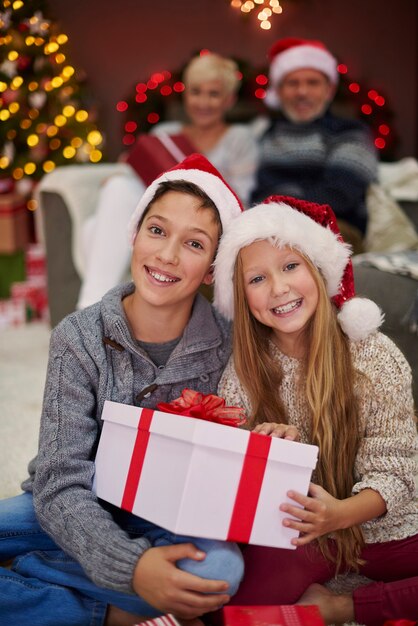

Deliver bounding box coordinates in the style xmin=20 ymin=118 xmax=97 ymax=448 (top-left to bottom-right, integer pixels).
xmin=252 ymin=38 xmax=378 ymax=249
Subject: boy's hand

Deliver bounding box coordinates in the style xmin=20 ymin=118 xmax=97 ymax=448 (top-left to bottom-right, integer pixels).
xmin=252 ymin=422 xmax=299 ymax=440
xmin=132 ymin=543 xmax=230 ymax=619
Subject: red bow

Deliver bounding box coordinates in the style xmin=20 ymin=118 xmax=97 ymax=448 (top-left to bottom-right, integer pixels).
xmin=157 ymin=388 xmax=246 ymax=427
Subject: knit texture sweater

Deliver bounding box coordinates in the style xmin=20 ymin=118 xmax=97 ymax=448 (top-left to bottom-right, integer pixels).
xmin=218 ymin=332 xmax=418 ymax=544
xmin=251 ymin=111 xmax=378 ymax=233
xmin=22 ymin=283 xmax=232 ymax=594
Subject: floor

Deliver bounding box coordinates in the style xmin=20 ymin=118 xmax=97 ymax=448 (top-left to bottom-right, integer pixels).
xmin=0 ymin=321 xmax=50 ymax=499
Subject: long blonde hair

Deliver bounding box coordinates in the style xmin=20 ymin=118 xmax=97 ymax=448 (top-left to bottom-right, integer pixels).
xmin=233 ymin=249 xmax=365 ymax=571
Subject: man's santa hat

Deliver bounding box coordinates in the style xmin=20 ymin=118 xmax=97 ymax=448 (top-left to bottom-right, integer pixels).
xmin=265 ymin=37 xmax=339 ymax=109
xmin=214 ymin=196 xmax=383 ymax=342
xmin=129 ymin=153 xmax=244 ymax=242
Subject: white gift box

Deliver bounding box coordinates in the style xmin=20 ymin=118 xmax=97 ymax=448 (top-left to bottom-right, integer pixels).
xmin=94 ymin=400 xmax=318 ymax=549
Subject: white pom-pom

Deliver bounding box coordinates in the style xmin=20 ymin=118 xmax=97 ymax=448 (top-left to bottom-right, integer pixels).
xmin=337 ymin=297 xmax=384 ymax=342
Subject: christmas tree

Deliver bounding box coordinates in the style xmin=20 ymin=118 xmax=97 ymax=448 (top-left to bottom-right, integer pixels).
xmin=0 ymin=0 xmax=105 ymax=197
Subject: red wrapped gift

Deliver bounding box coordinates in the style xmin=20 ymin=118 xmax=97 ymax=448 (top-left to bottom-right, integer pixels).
xmin=222 ymin=605 xmax=325 ymax=626
xmin=0 ymin=298 xmax=26 ymax=328
xmin=126 ymin=133 xmax=196 ymax=185
xmin=11 ymin=277 xmax=48 ymax=322
xmin=133 ymin=617 xmax=180 ymax=626
xmin=0 ymin=192 xmax=29 ymax=254
xmin=25 ymin=243 xmax=46 ymax=279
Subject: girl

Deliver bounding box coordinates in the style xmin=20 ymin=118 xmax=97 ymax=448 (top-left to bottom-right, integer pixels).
xmin=213 ymin=196 xmax=418 ymax=626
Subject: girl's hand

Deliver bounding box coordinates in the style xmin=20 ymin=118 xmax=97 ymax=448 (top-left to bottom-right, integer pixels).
xmin=280 ymin=483 xmax=343 ymax=545
xmin=252 ymin=422 xmax=299 ymax=440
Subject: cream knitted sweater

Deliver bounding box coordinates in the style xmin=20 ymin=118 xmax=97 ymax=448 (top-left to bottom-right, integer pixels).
xmin=218 ymin=331 xmax=418 ymax=544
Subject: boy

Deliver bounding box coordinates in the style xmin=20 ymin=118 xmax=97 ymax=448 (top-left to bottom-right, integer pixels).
xmin=0 ymin=154 xmax=244 ymax=626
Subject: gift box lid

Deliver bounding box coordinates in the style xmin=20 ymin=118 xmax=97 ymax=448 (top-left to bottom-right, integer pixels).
xmin=101 ymin=400 xmax=318 ymax=469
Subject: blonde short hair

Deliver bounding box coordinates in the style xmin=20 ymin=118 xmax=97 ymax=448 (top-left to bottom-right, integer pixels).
xmin=183 ymin=53 xmax=240 ymax=95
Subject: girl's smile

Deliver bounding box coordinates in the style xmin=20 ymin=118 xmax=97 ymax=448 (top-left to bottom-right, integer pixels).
xmin=271 ymin=298 xmax=303 ymax=316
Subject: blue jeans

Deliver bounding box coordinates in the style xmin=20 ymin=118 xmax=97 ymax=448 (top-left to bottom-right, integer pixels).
xmin=0 ymin=493 xmax=244 ymax=626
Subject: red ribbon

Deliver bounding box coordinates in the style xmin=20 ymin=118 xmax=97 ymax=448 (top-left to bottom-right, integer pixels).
xmin=157 ymin=388 xmax=246 ymax=427
xmin=227 ymin=432 xmax=271 ymax=542
xmin=121 ymin=408 xmax=154 ymax=511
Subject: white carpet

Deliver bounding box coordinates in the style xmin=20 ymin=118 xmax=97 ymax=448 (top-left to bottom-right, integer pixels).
xmin=0 ymin=321 xmax=50 ymax=499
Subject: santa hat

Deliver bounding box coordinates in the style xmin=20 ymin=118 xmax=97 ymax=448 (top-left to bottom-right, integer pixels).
xmin=214 ymin=196 xmax=383 ymax=342
xmin=128 ymin=153 xmax=244 ymax=242
xmin=265 ymin=37 xmax=339 ymax=109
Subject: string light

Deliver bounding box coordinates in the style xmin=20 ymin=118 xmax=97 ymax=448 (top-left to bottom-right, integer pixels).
xmin=118 ymin=53 xmax=394 ymax=157
xmin=336 ymin=65 xmax=392 ymax=152
xmin=43 ymin=161 xmax=55 ymax=173
xmin=229 ymin=0 xmax=283 ymax=29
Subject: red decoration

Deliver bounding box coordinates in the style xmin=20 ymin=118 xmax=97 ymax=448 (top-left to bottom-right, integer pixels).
xmin=173 ymin=81 xmax=185 ymax=93
xmin=120 ymin=56 xmax=397 ymax=158
xmin=124 ymin=121 xmax=137 ymax=133
xmin=116 ymin=100 xmax=128 ymax=112
xmin=146 ymin=112 xmax=160 ymax=124
xmin=157 ymin=389 xmax=246 ymax=427
xmin=361 ymin=104 xmax=373 ymax=115
xmin=349 ymin=82 xmax=360 ymax=93
xmin=122 ymin=134 xmax=135 ymax=146
xmin=255 ymin=74 xmax=268 ymax=85
xmin=222 ymin=605 xmax=326 ymax=626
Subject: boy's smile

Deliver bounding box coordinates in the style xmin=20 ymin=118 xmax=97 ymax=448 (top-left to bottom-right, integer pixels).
xmin=145 ymin=266 xmax=180 ymax=285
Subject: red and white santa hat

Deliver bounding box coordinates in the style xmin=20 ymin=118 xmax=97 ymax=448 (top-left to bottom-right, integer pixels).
xmin=265 ymin=37 xmax=339 ymax=109
xmin=128 ymin=153 xmax=244 ymax=242
xmin=214 ymin=196 xmax=383 ymax=342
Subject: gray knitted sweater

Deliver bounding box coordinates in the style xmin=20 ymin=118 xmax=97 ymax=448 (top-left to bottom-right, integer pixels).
xmin=22 ymin=283 xmax=232 ymax=593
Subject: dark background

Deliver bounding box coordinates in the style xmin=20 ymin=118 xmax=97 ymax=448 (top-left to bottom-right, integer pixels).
xmin=50 ymin=0 xmax=418 ymax=161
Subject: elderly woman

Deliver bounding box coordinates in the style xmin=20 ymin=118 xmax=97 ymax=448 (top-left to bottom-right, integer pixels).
xmin=77 ymin=52 xmax=258 ymax=310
